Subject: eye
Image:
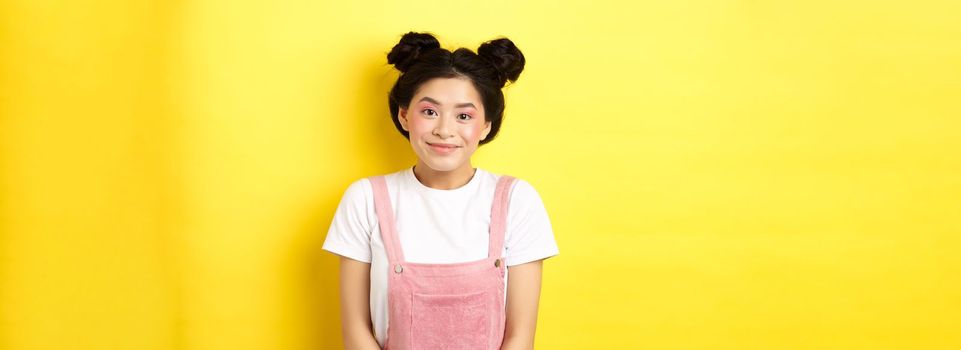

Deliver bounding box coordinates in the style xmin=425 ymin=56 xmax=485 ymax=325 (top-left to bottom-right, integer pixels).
xmin=421 ymin=108 xmax=438 ymax=117
xmin=457 ymin=113 xmax=472 ymax=121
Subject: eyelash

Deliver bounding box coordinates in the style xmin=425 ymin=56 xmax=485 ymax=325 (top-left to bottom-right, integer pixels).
xmin=421 ymin=108 xmax=472 ymax=121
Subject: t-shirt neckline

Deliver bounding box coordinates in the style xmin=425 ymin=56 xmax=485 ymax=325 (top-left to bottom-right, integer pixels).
xmin=406 ymin=165 xmax=483 ymax=195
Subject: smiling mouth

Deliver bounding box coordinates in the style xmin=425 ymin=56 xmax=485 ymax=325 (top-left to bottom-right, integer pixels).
xmin=427 ymin=142 xmax=460 ymax=154
xmin=427 ymin=142 xmax=460 ymax=147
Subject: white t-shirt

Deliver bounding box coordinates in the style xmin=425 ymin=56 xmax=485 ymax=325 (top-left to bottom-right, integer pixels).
xmin=322 ymin=166 xmax=560 ymax=348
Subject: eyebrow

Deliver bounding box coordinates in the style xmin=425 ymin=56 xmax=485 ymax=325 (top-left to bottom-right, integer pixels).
xmin=418 ymin=96 xmax=476 ymax=109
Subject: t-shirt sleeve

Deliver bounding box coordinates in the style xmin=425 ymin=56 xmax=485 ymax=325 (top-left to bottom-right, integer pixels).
xmin=322 ymin=178 xmax=374 ymax=263
xmin=503 ymin=179 xmax=560 ymax=266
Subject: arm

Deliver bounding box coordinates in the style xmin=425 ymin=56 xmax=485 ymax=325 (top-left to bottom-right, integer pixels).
xmin=500 ymin=259 xmax=544 ymax=350
xmin=338 ymin=256 xmax=382 ymax=350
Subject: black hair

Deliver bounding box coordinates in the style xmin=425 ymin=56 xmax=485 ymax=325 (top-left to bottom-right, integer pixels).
xmin=386 ymin=31 xmax=525 ymax=145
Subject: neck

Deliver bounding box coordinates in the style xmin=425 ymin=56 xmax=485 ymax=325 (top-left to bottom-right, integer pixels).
xmin=412 ymin=161 xmax=476 ymax=190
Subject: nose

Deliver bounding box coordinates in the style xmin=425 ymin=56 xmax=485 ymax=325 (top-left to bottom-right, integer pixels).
xmin=432 ymin=114 xmax=454 ymax=138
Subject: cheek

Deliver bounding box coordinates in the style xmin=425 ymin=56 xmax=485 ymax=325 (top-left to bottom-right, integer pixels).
xmin=461 ymin=122 xmax=485 ymax=141
xmin=408 ymin=117 xmax=433 ymax=135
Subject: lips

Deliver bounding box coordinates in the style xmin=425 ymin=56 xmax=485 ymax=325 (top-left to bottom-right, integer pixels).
xmin=427 ymin=142 xmax=459 ymax=155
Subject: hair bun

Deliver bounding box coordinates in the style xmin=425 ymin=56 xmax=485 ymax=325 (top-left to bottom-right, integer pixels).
xmin=477 ymin=38 xmax=525 ymax=87
xmin=387 ymin=32 xmax=441 ymax=73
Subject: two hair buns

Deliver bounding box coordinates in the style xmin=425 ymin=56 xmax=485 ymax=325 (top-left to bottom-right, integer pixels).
xmin=386 ymin=31 xmax=525 ymax=87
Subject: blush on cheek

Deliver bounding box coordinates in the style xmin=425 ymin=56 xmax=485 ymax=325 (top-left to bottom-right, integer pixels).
xmin=409 ymin=115 xmax=434 ymax=133
xmin=463 ymin=125 xmax=485 ymax=143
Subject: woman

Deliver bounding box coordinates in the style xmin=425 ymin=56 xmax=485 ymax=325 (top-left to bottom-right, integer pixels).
xmin=323 ymin=31 xmax=559 ymax=350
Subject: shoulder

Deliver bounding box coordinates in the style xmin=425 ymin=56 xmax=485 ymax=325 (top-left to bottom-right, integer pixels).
xmin=507 ymin=178 xmax=546 ymax=214
xmin=341 ymin=177 xmax=372 ymax=202
xmin=342 ymin=167 xmax=410 ymax=198
xmin=508 ymin=177 xmax=538 ymax=198
xmin=479 ymin=168 xmax=544 ymax=205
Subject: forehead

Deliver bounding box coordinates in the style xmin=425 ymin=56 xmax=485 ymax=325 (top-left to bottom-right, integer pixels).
xmin=411 ymin=77 xmax=483 ymax=107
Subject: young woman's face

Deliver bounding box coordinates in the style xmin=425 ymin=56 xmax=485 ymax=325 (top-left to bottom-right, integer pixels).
xmin=398 ymin=77 xmax=492 ymax=173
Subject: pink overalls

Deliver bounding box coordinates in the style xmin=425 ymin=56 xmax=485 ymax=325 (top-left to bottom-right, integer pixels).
xmin=369 ymin=174 xmax=517 ymax=350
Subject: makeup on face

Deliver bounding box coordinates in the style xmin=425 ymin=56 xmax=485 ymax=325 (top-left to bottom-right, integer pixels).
xmin=402 ymin=77 xmax=490 ymax=173
xmin=427 ymin=141 xmax=459 ymax=155
xmin=416 ymin=98 xmax=478 ymax=127
xmin=412 ymin=97 xmax=483 ymax=148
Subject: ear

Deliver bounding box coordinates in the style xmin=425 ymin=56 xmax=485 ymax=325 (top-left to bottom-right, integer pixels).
xmin=398 ymin=107 xmax=409 ymax=132
xmin=480 ymin=120 xmax=492 ymax=140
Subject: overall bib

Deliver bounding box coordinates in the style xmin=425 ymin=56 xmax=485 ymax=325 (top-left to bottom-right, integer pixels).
xmin=369 ymin=174 xmax=516 ymax=350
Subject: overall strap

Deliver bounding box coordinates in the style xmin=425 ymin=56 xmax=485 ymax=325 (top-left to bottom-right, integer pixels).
xmin=368 ymin=176 xmax=406 ymax=263
xmin=489 ymin=175 xmax=517 ymax=259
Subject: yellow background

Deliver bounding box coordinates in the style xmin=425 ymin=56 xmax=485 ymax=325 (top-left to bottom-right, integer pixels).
xmin=2 ymin=0 xmax=959 ymax=349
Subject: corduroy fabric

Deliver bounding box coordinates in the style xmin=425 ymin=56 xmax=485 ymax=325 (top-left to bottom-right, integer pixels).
xmin=369 ymin=174 xmax=516 ymax=350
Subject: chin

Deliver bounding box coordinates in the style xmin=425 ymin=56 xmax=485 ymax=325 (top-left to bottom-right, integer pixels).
xmin=419 ymin=156 xmax=465 ymax=172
